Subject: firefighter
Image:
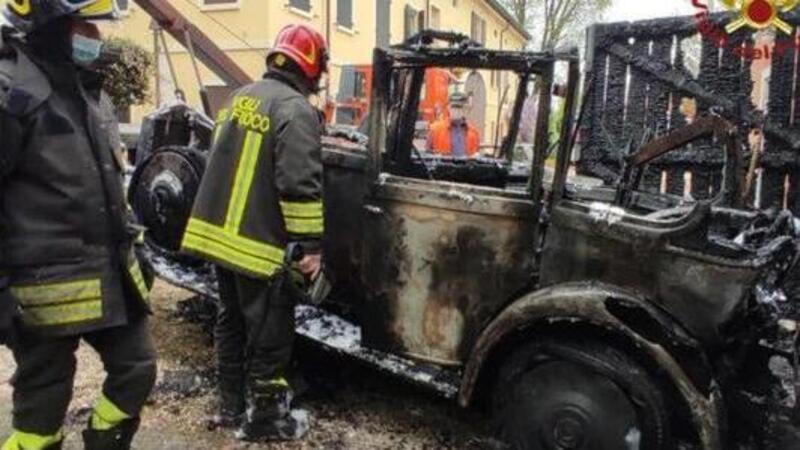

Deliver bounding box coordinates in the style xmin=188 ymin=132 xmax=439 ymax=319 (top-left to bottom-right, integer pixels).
xmin=181 ymin=24 xmax=327 ymax=442
xmin=428 ymin=92 xmax=481 ymax=157
xmin=0 ymin=1 xmax=157 ymax=449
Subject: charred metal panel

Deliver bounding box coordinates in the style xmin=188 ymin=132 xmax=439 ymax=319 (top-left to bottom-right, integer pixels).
xmin=540 ymin=200 xmax=791 ymax=347
xmin=320 ymin=141 xmax=368 ymax=299
xmin=361 ymin=176 xmax=536 ymax=365
xmin=578 ymin=12 xmax=800 ymax=212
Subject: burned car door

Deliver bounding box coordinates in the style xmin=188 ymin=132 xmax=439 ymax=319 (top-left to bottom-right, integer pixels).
xmin=358 ymin=42 xmax=555 ymax=365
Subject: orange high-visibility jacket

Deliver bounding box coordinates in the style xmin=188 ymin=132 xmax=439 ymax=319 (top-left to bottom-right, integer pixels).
xmin=428 ymin=119 xmax=481 ymax=157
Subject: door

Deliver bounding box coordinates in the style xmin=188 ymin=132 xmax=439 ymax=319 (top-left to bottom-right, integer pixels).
xmin=359 ymin=60 xmax=540 ymax=366
xmin=376 ymin=0 xmax=391 ymax=48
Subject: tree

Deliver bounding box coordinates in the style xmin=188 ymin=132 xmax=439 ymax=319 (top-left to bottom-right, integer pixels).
xmin=98 ymin=38 xmax=154 ymax=110
xmin=539 ymin=0 xmax=612 ymax=50
xmin=503 ymin=0 xmax=536 ymax=29
xmin=499 ymin=0 xmax=612 ymax=50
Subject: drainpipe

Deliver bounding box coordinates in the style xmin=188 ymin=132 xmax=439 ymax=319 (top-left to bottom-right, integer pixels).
xmin=326 ymin=0 xmax=332 ymax=101
xmin=151 ymin=20 xmax=162 ymax=107
xmin=426 ymin=0 xmax=431 ymax=28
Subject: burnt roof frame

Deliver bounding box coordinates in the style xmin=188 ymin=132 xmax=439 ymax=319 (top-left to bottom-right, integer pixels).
xmin=367 ymin=41 xmax=576 ymax=188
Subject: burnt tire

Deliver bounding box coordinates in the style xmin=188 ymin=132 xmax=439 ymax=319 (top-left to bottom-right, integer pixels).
xmin=492 ymin=338 xmax=670 ymax=450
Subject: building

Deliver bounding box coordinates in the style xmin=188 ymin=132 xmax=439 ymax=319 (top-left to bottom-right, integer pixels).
xmin=104 ymin=0 xmax=530 ymax=143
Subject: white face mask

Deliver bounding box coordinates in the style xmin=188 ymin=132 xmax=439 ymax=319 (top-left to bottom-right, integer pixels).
xmin=72 ymin=34 xmax=104 ymax=66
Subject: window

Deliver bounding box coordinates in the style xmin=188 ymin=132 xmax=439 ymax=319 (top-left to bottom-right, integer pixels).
xmin=470 ymin=12 xmax=486 ymax=45
xmin=337 ymin=0 xmax=353 ymax=29
xmin=117 ymin=0 xmax=129 ymax=10
xmin=202 ymin=0 xmax=237 ymax=6
xmin=430 ymin=6 xmax=441 ymax=30
xmin=203 ymin=0 xmax=237 ymax=6
xmin=353 ymin=71 xmax=368 ymax=99
xmin=404 ymin=5 xmax=421 ymax=40
xmin=289 ymin=0 xmax=311 ymax=12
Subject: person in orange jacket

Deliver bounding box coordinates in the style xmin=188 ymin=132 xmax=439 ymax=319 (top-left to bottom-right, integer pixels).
xmin=427 ymin=92 xmax=481 ymax=157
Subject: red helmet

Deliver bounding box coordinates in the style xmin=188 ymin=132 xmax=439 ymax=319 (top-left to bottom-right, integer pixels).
xmin=268 ymin=24 xmax=329 ymax=81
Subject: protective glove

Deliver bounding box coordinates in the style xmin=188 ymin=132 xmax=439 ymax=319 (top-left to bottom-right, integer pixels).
xmin=0 ymin=278 xmax=20 ymax=346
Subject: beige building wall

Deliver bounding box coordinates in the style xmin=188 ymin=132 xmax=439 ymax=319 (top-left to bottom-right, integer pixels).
xmin=105 ymin=0 xmax=529 ymax=136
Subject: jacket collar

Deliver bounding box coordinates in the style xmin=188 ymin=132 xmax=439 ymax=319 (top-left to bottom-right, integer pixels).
xmin=263 ymin=68 xmax=312 ymax=97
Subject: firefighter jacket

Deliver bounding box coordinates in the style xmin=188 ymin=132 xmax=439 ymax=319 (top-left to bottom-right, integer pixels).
xmin=182 ymin=71 xmax=324 ymax=280
xmin=0 ymin=34 xmax=149 ymax=336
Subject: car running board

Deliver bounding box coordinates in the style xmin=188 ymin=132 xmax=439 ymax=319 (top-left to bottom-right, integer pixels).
xmin=141 ymin=245 xmax=461 ymax=399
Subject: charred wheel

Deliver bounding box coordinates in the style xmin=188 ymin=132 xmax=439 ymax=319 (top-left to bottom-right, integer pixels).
xmin=492 ymin=338 xmax=670 ymax=450
xmin=128 ymin=146 xmax=207 ymax=253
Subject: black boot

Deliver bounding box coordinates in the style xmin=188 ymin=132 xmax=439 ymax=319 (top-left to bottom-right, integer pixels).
xmin=82 ymin=418 xmax=140 ymax=450
xmin=208 ymin=369 xmax=246 ymax=429
xmin=235 ymin=385 xmax=309 ymax=442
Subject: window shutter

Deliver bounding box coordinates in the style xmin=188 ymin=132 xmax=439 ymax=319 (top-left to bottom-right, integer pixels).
xmin=337 ymin=0 xmax=353 ymax=28
xmin=470 ymin=12 xmax=478 ymax=42
xmin=404 ymin=5 xmax=417 ymax=40
xmin=376 ymin=0 xmax=392 ymax=47
xmin=337 ymin=68 xmax=357 ymax=102
xmin=290 ymin=0 xmax=311 ymax=12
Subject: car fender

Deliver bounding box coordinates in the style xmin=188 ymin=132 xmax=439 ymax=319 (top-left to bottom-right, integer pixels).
xmin=460 ymin=281 xmax=724 ymax=450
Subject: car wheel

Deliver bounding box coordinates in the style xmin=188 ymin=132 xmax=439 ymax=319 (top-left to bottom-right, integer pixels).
xmin=492 ymin=338 xmax=670 ymax=450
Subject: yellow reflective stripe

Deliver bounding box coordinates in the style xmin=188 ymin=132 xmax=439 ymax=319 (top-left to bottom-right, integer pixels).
xmin=182 ymin=232 xmax=281 ymax=277
xmin=128 ymin=261 xmax=150 ymax=301
xmin=22 ymin=300 xmax=103 ymax=326
xmin=270 ymin=377 xmax=290 ymax=388
xmin=225 ymin=131 xmax=264 ymax=233
xmin=279 ymin=201 xmax=324 ymax=219
xmin=251 ymin=376 xmax=290 ymax=391
xmin=78 ymin=0 xmax=114 ymax=17
xmin=11 ymin=279 xmax=101 ymax=307
xmin=2 ymin=429 xmax=63 ymax=450
xmin=284 ymin=217 xmax=324 ymax=235
xmin=91 ymin=394 xmax=130 ymax=431
xmin=185 ymin=218 xmax=284 ymax=265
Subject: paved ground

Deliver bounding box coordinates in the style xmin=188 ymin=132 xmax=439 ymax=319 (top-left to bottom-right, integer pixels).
xmin=0 ymin=281 xmax=492 ymax=449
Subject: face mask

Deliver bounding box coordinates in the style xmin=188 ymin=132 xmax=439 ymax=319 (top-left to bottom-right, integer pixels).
xmin=72 ymin=34 xmax=104 ymax=66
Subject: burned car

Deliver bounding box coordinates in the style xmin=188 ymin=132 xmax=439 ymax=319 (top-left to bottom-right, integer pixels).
xmin=129 ymin=32 xmax=799 ymax=449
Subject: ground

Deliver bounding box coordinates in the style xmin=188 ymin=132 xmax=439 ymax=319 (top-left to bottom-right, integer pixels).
xmin=0 ymin=281 xmax=494 ymax=450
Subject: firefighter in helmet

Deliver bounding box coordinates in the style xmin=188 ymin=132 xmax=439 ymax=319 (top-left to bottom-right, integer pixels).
xmin=0 ymin=1 xmax=157 ymax=449
xmin=181 ymin=24 xmax=328 ymax=442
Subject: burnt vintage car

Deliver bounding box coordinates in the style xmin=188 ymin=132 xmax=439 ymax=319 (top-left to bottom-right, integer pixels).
xmin=129 ymin=32 xmax=799 ymax=449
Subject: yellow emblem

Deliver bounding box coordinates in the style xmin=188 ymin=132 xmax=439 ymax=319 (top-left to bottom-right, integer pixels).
xmin=724 ymin=0 xmax=800 ymax=35
xmin=8 ymin=0 xmax=32 ymax=16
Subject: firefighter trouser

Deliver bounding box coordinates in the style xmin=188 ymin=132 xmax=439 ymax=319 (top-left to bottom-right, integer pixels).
xmin=215 ymin=267 xmax=295 ymax=404
xmin=8 ymin=317 xmax=157 ymax=437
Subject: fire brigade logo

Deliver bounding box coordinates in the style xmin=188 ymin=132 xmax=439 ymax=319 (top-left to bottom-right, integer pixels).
xmin=722 ymin=0 xmax=800 ymax=34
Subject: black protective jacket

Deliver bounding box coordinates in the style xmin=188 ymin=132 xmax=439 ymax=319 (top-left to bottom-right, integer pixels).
xmin=0 ymin=32 xmax=149 ymax=336
xmin=182 ymin=70 xmax=324 ymax=279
